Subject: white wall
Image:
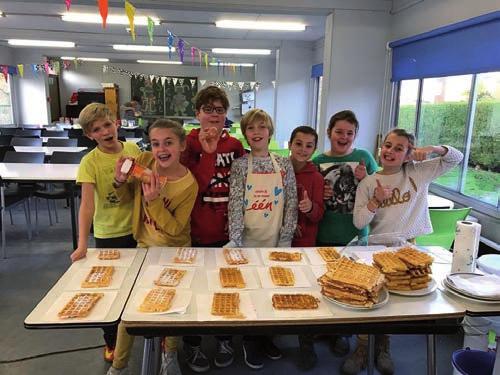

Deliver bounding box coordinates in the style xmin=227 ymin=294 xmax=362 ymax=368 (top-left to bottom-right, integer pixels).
xmin=255 ymin=58 xmax=276 ymax=120
xmin=274 ymin=40 xmax=313 ymax=147
xmin=0 ymin=46 xmax=14 ymax=65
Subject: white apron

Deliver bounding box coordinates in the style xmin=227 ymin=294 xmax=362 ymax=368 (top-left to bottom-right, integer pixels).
xmin=242 ymin=153 xmax=285 ymax=247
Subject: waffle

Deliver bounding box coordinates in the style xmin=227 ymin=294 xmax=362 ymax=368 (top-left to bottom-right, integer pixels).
xmin=173 ymin=248 xmax=197 ymax=264
xmin=223 ymin=248 xmax=249 ymax=265
xmin=373 ymin=252 xmax=408 ymax=274
xmin=139 ymin=288 xmax=176 ymax=313
xmin=395 ymin=247 xmax=433 ymax=267
xmin=219 ymin=268 xmax=246 ymax=288
xmin=58 ymin=292 xmax=104 ymax=319
xmin=325 ymin=257 xmax=384 ymax=291
xmin=154 ymin=268 xmax=187 ymax=287
xmin=269 ymin=266 xmax=295 ymax=286
xmin=269 ymin=251 xmax=302 ymax=262
xmin=272 ymin=294 xmax=320 ymax=310
xmin=81 ymin=266 xmax=114 ymax=288
xmin=317 ymin=247 xmax=340 ymax=262
xmin=98 ymin=249 xmax=120 ymax=260
xmin=211 ymin=292 xmax=244 ymax=318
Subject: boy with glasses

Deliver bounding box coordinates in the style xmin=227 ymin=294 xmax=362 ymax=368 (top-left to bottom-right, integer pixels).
xmin=181 ymin=85 xmax=245 ymax=372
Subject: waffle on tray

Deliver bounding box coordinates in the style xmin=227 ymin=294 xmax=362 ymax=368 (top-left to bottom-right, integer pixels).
xmin=173 ymin=248 xmax=197 ymax=264
xmin=58 ymin=292 xmax=104 ymax=319
xmin=211 ymin=292 xmax=244 ymax=318
xmin=139 ymin=288 xmax=176 ymax=313
xmin=317 ymin=247 xmax=341 ymax=262
xmin=269 ymin=266 xmax=295 ymax=286
xmin=154 ymin=268 xmax=187 ymax=287
xmin=318 ymin=257 xmax=385 ymax=307
xmin=269 ymin=251 xmax=302 ymax=262
xmin=98 ymin=249 xmax=120 ymax=260
xmin=373 ymin=247 xmax=433 ymax=291
xmin=272 ymin=294 xmax=320 ymax=310
xmin=81 ymin=266 xmax=114 ymax=288
xmin=223 ymin=248 xmax=249 ymax=265
xmin=219 ymin=268 xmax=246 ymax=288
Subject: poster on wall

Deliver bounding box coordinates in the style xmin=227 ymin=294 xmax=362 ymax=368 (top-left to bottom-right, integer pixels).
xmin=164 ymin=77 xmax=197 ymax=118
xmin=131 ymin=75 xmax=165 ymax=117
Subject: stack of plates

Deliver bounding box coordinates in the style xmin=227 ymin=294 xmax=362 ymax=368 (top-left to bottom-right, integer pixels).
xmin=442 ymin=273 xmax=500 ymax=304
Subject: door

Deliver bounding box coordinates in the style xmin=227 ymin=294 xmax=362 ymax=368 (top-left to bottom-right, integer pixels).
xmin=48 ymin=75 xmax=61 ymax=122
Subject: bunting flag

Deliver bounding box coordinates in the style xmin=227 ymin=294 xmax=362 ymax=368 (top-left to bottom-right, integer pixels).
xmin=227 ymin=81 xmax=233 ymax=88
xmin=198 ymin=49 xmax=202 ymax=66
xmin=190 ymin=79 xmax=196 ymax=87
xmin=199 ymin=79 xmax=206 ymax=87
xmin=65 ymin=0 xmax=72 ymax=11
xmin=237 ymin=81 xmax=245 ymax=90
xmin=160 ymin=76 xmax=166 ymax=85
xmin=53 ymin=61 xmax=60 ymax=75
xmin=167 ymin=31 xmax=174 ymax=59
xmin=204 ymin=53 xmax=208 ymax=69
xmin=250 ymin=81 xmax=256 ymax=89
xmin=1 ymin=66 xmax=8 ymax=82
xmin=232 ymin=65 xmax=236 ymax=75
xmin=172 ymin=77 xmax=178 ymax=85
xmin=177 ymin=39 xmax=185 ymax=63
xmin=147 ymin=17 xmax=155 ymax=45
xmin=272 ymin=80 xmax=276 ymax=88
xmin=190 ymin=47 xmax=196 ymax=65
xmin=98 ymin=0 xmax=108 ymax=28
xmin=124 ymin=0 xmax=136 ymax=40
xmin=44 ymin=61 xmax=50 ymax=74
xmin=179 ymin=78 xmax=184 ymax=85
xmin=149 ymin=74 xmax=155 ymax=82
xmin=17 ymin=64 xmax=24 ymax=78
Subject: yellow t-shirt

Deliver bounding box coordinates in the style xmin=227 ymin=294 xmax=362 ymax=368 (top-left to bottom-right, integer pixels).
xmin=114 ymin=152 xmax=198 ymax=248
xmin=77 ymin=141 xmax=141 ymax=239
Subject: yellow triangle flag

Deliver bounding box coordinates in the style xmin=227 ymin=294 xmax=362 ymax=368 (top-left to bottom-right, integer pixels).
xmin=125 ymin=0 xmax=136 ymax=41
xmin=17 ymin=64 xmax=24 ymax=77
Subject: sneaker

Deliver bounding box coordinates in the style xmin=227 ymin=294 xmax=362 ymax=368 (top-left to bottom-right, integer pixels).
xmin=160 ymin=351 xmax=182 ymax=375
xmin=375 ymin=335 xmax=394 ymax=375
xmin=104 ymin=345 xmax=114 ymax=363
xmin=215 ymin=339 xmax=234 ymax=368
xmin=184 ymin=344 xmax=210 ymax=373
xmin=106 ymin=366 xmax=129 ymax=375
xmin=261 ymin=336 xmax=282 ymax=360
xmin=243 ymin=339 xmax=265 ymax=369
xmin=330 ymin=335 xmax=350 ymax=357
xmin=340 ymin=343 xmax=367 ymax=375
xmin=298 ymin=335 xmax=317 ymax=370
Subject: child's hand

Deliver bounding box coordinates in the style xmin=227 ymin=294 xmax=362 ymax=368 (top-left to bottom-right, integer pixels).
xmin=374 ymin=179 xmax=392 ymax=203
xmin=70 ymin=247 xmax=87 ymax=262
xmin=115 ymin=157 xmax=130 ymax=183
xmin=323 ymin=180 xmax=333 ymax=200
xmin=142 ymin=172 xmax=161 ymax=202
xmin=410 ymin=146 xmax=435 ymax=161
xmin=354 ymin=159 xmax=367 ymax=180
xmin=298 ymin=190 xmax=313 ymax=213
xmin=199 ymin=127 xmax=220 ymax=154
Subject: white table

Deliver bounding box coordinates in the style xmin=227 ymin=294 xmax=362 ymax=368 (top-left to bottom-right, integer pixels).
xmin=14 ymin=146 xmax=87 ymax=156
xmin=41 ymin=136 xmax=70 ymax=143
xmin=0 ymin=163 xmax=79 ymax=258
xmin=428 ymin=194 xmax=455 ymax=209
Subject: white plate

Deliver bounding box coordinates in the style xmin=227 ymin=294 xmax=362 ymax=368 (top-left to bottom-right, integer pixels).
xmin=441 ymin=280 xmax=500 ymax=305
xmin=261 ymin=248 xmax=307 ymax=266
xmin=389 ymin=277 xmax=438 ymax=297
xmin=156 ymin=247 xmax=205 ymax=267
xmin=137 ymin=265 xmax=195 ymax=289
xmin=445 ymin=273 xmax=500 ymax=301
xmin=131 ymin=288 xmax=192 ymax=315
xmin=214 ymin=248 xmax=261 ymax=267
xmin=257 ymin=266 xmax=311 ymax=288
xmin=66 ymin=266 xmax=128 ymax=291
xmin=207 ymin=268 xmax=260 ymax=290
xmin=323 ymin=288 xmax=389 ymax=310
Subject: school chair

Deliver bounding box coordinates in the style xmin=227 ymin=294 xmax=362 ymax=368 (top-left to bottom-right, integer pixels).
xmin=77 ymin=136 xmax=97 ymax=149
xmin=15 ymin=129 xmax=42 ymax=137
xmin=10 ymin=137 xmax=43 ymax=147
xmin=0 ymin=135 xmax=13 ymax=146
xmin=0 ymin=128 xmax=17 ymax=136
xmin=42 ymin=129 xmax=68 ymax=138
xmin=46 ymin=138 xmax=77 ymax=147
xmin=415 ymin=207 xmax=472 ymax=250
xmin=68 ymin=128 xmax=84 ymax=138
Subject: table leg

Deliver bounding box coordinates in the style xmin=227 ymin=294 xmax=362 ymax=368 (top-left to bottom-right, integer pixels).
xmin=427 ymin=334 xmax=436 ymax=375
xmin=69 ymin=183 xmax=77 ymax=249
xmin=1 ymin=182 xmax=5 ymax=259
xmin=367 ymin=334 xmax=375 ymax=375
xmin=141 ymin=337 xmax=154 ymax=375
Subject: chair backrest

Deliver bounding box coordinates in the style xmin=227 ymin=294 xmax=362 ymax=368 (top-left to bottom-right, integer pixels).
xmin=0 ymin=135 xmax=13 ymax=146
xmin=10 ymin=137 xmax=43 ymax=146
xmin=47 ymin=138 xmax=78 ymax=147
xmin=3 ymin=151 xmax=45 ymax=164
xmin=68 ymin=128 xmax=84 ymax=138
xmin=42 ymin=129 xmax=68 ymax=137
xmin=0 ymin=128 xmax=17 ymax=136
xmin=50 ymin=151 xmax=86 ymax=164
xmin=0 ymin=146 xmax=15 ymax=162
xmin=77 ymin=136 xmax=97 ymax=149
xmin=15 ymin=129 xmax=42 ymax=137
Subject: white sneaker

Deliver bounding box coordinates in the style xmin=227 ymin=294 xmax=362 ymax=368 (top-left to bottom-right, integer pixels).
xmin=160 ymin=351 xmax=182 ymax=375
xmin=106 ymin=366 xmax=129 ymax=375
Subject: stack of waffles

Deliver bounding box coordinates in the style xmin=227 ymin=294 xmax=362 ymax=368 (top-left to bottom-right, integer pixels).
xmin=219 ymin=268 xmax=246 ymax=288
xmin=154 ymin=268 xmax=187 ymax=287
xmin=318 ymin=257 xmax=385 ymax=307
xmin=58 ymin=292 xmax=104 ymax=319
xmin=139 ymin=288 xmax=176 ymax=313
xmin=81 ymin=266 xmax=114 ymax=288
xmin=272 ymin=294 xmax=320 ymax=310
xmin=269 ymin=266 xmax=295 ymax=286
xmin=269 ymin=251 xmax=302 ymax=262
xmin=373 ymin=247 xmax=433 ymax=291
xmin=211 ymin=292 xmax=244 ymax=318
xmin=223 ymin=248 xmax=249 ymax=265
xmin=174 ymin=248 xmax=197 ymax=264
xmin=98 ymin=249 xmax=120 ymax=260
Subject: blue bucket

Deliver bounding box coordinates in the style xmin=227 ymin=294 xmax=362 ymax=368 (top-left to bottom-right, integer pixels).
xmin=452 ymin=348 xmax=495 ymax=375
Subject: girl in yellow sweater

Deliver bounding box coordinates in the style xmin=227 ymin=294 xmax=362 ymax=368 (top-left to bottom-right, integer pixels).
xmin=107 ymin=119 xmax=198 ymax=375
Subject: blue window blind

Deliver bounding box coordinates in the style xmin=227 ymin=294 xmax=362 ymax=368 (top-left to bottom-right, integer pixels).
xmin=311 ymin=63 xmax=323 ymax=78
xmin=389 ymin=11 xmax=500 ymax=81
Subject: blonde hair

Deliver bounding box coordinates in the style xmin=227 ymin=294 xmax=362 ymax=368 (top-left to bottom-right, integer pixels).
xmin=79 ymin=103 xmax=115 ymax=134
xmin=241 ymin=109 xmax=274 ymax=140
xmin=148 ymin=119 xmax=186 ymax=143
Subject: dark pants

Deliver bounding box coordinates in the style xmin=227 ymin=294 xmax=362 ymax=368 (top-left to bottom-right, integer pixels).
xmin=95 ymin=234 xmax=137 ymax=348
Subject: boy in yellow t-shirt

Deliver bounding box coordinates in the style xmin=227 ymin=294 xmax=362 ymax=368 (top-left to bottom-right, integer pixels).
xmin=69 ymin=103 xmax=140 ymax=362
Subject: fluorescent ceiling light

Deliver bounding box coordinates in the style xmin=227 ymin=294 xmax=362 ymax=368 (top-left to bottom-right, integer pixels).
xmin=113 ymin=44 xmax=175 ymax=52
xmin=137 ymin=60 xmax=182 ymax=65
xmin=61 ymin=57 xmax=109 ymax=62
xmin=62 ymin=13 xmax=160 ymax=26
xmin=216 ymin=20 xmax=305 ymax=31
xmin=8 ymin=39 xmax=75 ymax=48
xmin=212 ymin=48 xmax=271 ymax=55
xmin=209 ymin=62 xmax=254 ymax=67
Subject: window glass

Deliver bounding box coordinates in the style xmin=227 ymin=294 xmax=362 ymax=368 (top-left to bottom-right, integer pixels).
xmin=0 ymin=76 xmax=14 ymax=125
xmin=397 ymin=79 xmax=419 ymax=133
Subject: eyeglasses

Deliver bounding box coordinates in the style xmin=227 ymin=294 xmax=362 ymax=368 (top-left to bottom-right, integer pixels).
xmin=201 ymin=105 xmax=226 ymax=114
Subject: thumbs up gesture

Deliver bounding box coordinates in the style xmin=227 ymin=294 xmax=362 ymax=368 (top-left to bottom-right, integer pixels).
xmin=354 ymin=158 xmax=367 ymax=181
xmin=374 ymin=179 xmax=392 ymax=203
xmin=298 ymin=189 xmax=313 ymax=213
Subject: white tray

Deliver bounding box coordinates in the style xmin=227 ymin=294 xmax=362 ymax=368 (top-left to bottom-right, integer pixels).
xmin=214 ymin=248 xmax=261 ymax=267
xmin=269 ymin=290 xmax=333 ymax=318
xmin=76 ymin=248 xmax=137 ymax=267
xmin=137 ymin=265 xmax=196 ymax=289
xmin=66 ymin=267 xmax=128 ymax=291
xmin=196 ymin=292 xmax=257 ymax=321
xmin=130 ymin=288 xmax=192 ymax=315
xmin=157 ymin=247 xmax=205 ymax=267
xmin=310 ymin=265 xmax=328 ymax=279
xmin=261 ymin=248 xmax=307 ymax=266
xmin=257 ymin=266 xmax=311 ymax=288
xmin=207 ymin=267 xmax=260 ymax=291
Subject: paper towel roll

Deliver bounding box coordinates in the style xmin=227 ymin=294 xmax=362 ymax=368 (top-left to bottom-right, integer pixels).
xmin=451 ymin=221 xmax=482 ymax=273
